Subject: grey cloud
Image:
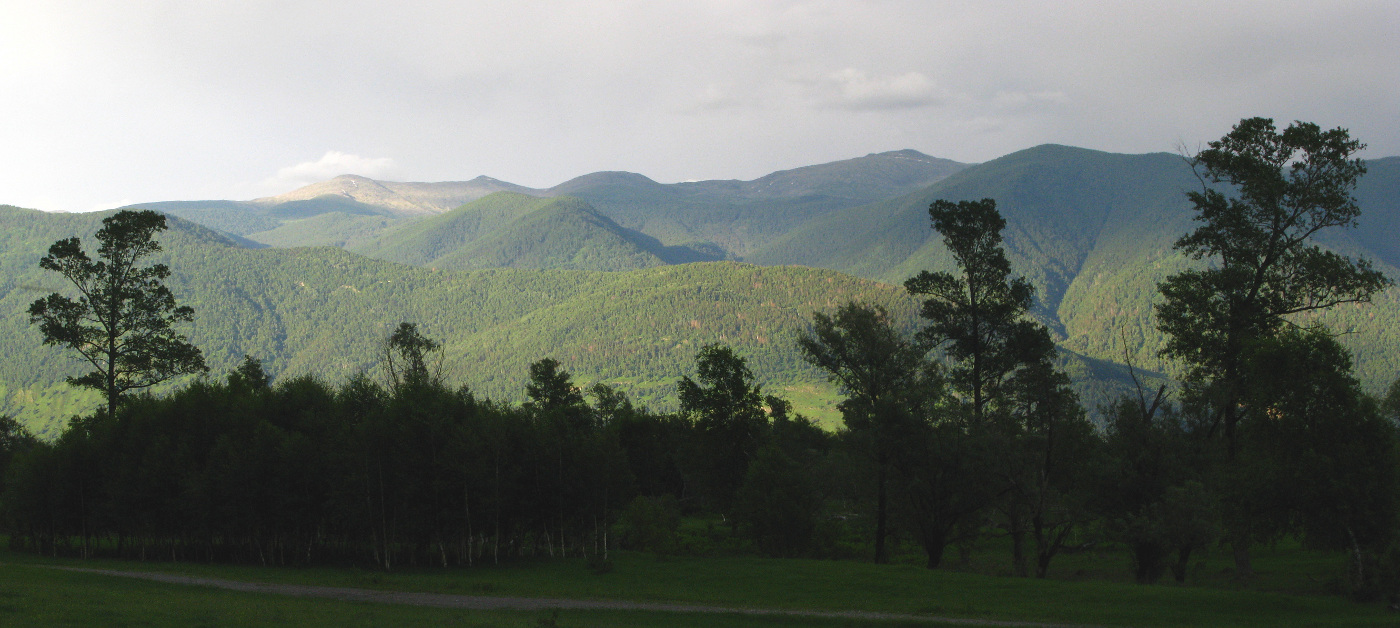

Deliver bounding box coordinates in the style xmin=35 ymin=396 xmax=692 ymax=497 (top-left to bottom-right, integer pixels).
xmin=0 ymin=1 xmax=1395 ymax=212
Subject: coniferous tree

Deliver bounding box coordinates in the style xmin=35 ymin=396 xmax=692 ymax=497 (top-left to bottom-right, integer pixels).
xmin=28 ymin=210 xmax=207 ymax=417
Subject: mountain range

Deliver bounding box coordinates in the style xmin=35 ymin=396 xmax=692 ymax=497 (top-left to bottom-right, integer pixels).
xmin=2 ymin=145 xmax=1396 ymax=436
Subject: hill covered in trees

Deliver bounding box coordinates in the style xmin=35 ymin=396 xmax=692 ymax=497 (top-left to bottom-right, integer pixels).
xmin=122 ymin=145 xmax=1400 ymax=394
xmin=749 ymin=147 xmax=1400 ymax=383
xmin=0 ymin=205 xmax=937 ymax=436
xmin=6 ymin=142 xmax=1399 ymax=434
xmin=135 ymin=149 xmax=967 ymax=260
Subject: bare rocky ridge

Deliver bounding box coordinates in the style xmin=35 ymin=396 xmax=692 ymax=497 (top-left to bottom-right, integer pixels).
xmin=254 ymin=174 xmax=536 ymax=215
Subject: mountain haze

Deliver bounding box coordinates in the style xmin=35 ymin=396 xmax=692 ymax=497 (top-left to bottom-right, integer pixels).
xmin=254 ymin=174 xmax=534 ymax=215
xmin=137 ymin=149 xmax=967 ymax=260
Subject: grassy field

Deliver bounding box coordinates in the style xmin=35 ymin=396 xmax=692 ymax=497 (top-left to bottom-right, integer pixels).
xmin=1 ymin=541 xmax=1395 ymax=627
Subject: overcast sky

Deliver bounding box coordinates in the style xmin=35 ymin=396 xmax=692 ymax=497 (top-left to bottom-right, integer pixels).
xmin=2 ymin=1 xmax=1396 ymax=212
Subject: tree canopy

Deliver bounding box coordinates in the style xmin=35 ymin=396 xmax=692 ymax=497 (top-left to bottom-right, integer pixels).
xmin=1156 ymin=118 xmax=1390 ymax=453
xmin=28 ymin=210 xmax=207 ymax=417
xmin=905 ymin=198 xmax=1055 ymax=422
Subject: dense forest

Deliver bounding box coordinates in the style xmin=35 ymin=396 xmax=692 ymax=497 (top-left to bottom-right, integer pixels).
xmin=3 ymin=119 xmax=1400 ymax=609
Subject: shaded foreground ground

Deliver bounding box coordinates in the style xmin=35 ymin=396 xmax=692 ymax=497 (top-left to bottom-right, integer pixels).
xmin=42 ymin=565 xmax=1070 ymax=626
xmin=2 ymin=547 xmax=1396 ymax=627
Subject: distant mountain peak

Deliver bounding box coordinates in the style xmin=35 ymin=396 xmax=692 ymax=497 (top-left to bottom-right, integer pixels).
xmin=549 ymin=171 xmax=659 ymax=194
xmin=867 ymin=149 xmax=937 ymax=160
xmin=255 ymin=174 xmax=538 ymax=215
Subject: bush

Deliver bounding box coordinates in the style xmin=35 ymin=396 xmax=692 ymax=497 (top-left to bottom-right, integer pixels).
xmin=614 ymin=495 xmax=681 ymax=556
xmin=733 ymin=444 xmax=821 ymax=557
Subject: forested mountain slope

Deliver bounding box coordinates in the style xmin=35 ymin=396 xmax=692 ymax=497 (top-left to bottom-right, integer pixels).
xmin=21 ymin=145 xmax=1397 ymax=434
xmin=549 ymin=150 xmax=967 ymax=257
xmin=749 ymin=146 xmax=1400 ymax=385
xmin=0 ymin=206 xmax=929 ymax=437
xmin=345 ymin=193 xmax=667 ymax=271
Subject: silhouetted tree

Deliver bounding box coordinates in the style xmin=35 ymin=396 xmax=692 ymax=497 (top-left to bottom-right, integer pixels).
xmin=383 ymin=322 xmax=442 ymax=392
xmin=1156 ymin=117 xmax=1391 ymax=577
xmin=28 ymin=209 xmax=207 ymax=417
xmin=905 ymin=199 xmax=1055 ymax=423
xmin=798 ymin=302 xmax=925 ymax=563
xmin=678 ymin=344 xmax=768 ymax=516
xmin=526 ymin=358 xmax=586 ymax=413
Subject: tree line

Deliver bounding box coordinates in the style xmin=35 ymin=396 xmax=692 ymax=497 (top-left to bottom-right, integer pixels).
xmin=2 ymin=118 xmax=1400 ymax=602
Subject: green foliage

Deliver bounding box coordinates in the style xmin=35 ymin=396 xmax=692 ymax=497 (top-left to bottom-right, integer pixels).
xmin=678 ymin=344 xmax=769 ymax=514
xmin=905 ymin=198 xmax=1056 ymax=422
xmin=797 ymin=301 xmax=929 ymax=563
xmin=747 ymin=146 xmax=1400 ymax=404
xmin=733 ymin=444 xmax=821 ymax=558
xmin=614 ymin=494 xmax=681 ymax=556
xmin=1383 ymin=377 xmax=1400 ymax=423
xmin=1000 ymin=360 xmax=1101 ymax=578
xmin=247 ymin=211 xmax=399 ymax=249
xmin=526 ymin=358 xmax=586 ymax=413
xmin=124 ymin=200 xmax=280 ymax=236
xmin=1157 ymin=118 xmax=1390 ymax=454
xmin=384 ymin=322 xmax=443 ymax=391
xmin=0 ymin=360 xmax=638 ymax=569
xmin=0 ymin=206 xmax=921 ymax=430
xmin=560 ymin=151 xmax=964 ymax=258
xmin=0 ymin=414 xmax=37 ymax=500
xmin=27 ymin=209 xmax=208 ymax=417
xmin=1239 ymin=329 xmax=1400 ymax=594
xmin=1152 ymin=119 xmax=1394 ymax=582
xmin=1094 ymin=396 xmax=1215 ymax=584
xmin=350 ymin=193 xmax=666 ymax=272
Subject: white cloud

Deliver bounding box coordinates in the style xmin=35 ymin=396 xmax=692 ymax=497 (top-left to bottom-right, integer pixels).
xmin=0 ymin=2 xmax=1395 ymax=209
xmin=259 ymin=151 xmax=399 ymax=195
xmin=817 ymin=69 xmax=947 ymax=111
xmin=991 ymin=90 xmax=1072 ymax=110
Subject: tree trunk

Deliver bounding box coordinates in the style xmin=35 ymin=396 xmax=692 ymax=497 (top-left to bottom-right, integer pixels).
xmin=1171 ymin=546 xmax=1193 ymax=583
xmin=874 ymin=458 xmax=888 ymax=564
xmin=1009 ymin=514 xmax=1028 ymax=577
xmin=1232 ymin=537 xmax=1253 ymax=582
xmin=922 ymin=526 xmax=948 ymax=569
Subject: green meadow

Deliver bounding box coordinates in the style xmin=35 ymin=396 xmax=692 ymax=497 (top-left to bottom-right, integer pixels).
xmin=2 ymin=539 xmax=1393 ymax=627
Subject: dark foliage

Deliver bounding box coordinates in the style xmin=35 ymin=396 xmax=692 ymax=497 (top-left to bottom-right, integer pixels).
xmin=28 ymin=210 xmax=208 ymax=417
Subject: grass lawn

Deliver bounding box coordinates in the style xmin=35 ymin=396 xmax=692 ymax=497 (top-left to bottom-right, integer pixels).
xmin=1 ymin=541 xmax=1394 ymax=627
xmin=1 ymin=561 xmax=963 ymax=628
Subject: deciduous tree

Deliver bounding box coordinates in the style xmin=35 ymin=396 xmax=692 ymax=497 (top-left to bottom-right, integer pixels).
xmin=798 ymin=302 xmax=927 ymax=563
xmin=1157 ymin=117 xmax=1389 ymax=456
xmin=678 ymin=344 xmax=768 ymax=515
xmin=1155 ymin=118 xmax=1391 ymax=578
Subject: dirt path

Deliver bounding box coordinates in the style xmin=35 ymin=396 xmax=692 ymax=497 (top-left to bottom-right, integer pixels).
xmin=46 ymin=564 xmax=1087 ymax=626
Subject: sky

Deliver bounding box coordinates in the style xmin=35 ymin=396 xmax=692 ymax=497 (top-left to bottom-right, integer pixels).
xmin=2 ymin=1 xmax=1397 ymax=213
